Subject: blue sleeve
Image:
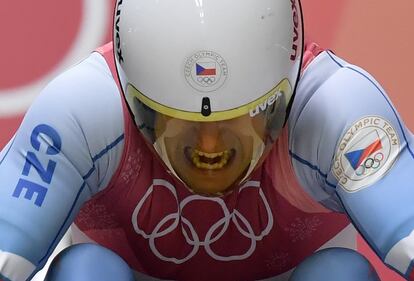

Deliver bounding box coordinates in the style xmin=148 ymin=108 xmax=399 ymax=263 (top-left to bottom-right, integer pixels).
xmin=289 ymin=51 xmax=414 ymax=279
xmin=0 ymin=53 xmax=124 ymax=281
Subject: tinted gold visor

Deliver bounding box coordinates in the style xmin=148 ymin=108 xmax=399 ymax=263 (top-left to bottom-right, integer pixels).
xmin=125 ymin=80 xmax=292 ymax=196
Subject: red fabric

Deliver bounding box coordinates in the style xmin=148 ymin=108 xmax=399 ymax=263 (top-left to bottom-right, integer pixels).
xmin=409 ymin=268 xmax=414 ymax=281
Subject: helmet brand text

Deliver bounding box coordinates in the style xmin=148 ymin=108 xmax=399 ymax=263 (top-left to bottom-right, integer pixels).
xmin=115 ymin=0 xmax=124 ymax=63
xmin=249 ymin=91 xmax=283 ymax=117
xmin=290 ymin=0 xmax=300 ymax=61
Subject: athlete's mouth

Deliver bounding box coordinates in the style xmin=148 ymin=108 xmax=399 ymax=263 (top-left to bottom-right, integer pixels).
xmin=185 ymin=147 xmax=235 ymax=170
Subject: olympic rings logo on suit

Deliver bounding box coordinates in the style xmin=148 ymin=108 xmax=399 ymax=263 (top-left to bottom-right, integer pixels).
xmin=354 ymin=152 xmax=384 ymax=176
xmin=131 ymin=179 xmax=274 ymax=264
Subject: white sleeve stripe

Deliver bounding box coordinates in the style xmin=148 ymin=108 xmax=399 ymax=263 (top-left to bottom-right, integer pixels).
xmin=385 ymin=229 xmax=414 ymax=274
xmin=0 ymin=250 xmax=35 ymax=281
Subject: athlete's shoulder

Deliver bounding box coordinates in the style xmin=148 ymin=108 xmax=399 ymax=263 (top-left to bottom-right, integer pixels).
xmin=38 ymin=51 xmax=122 ymax=115
xmin=290 ymin=48 xmax=385 ymax=131
xmin=32 ymin=51 xmax=125 ymax=144
xmin=290 ymin=50 xmax=342 ymax=124
xmin=17 ymin=51 xmax=127 ymax=194
xmin=286 ymin=48 xmax=403 ymax=210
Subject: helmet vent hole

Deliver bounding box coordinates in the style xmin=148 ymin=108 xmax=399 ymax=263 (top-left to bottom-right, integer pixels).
xmin=201 ymin=97 xmax=211 ymax=116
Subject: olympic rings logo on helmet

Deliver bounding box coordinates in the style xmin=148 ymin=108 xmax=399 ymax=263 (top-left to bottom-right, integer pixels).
xmin=354 ymin=152 xmax=384 ymax=176
xmin=196 ymin=76 xmax=216 ymax=86
xmin=131 ymin=179 xmax=274 ymax=264
xmin=184 ymin=50 xmax=228 ymax=92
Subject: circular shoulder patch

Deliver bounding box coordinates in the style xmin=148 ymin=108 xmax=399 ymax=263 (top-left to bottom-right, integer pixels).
xmin=184 ymin=51 xmax=228 ymax=92
xmin=333 ymin=116 xmax=400 ymax=192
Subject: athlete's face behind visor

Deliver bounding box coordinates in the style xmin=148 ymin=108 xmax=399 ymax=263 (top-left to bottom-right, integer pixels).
xmin=154 ymin=114 xmax=267 ymax=195
xmin=128 ymin=85 xmax=288 ymax=196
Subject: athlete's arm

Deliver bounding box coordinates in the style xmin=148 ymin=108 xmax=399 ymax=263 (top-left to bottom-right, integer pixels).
xmin=0 ymin=53 xmax=124 ymax=281
xmin=289 ymin=50 xmax=414 ymax=279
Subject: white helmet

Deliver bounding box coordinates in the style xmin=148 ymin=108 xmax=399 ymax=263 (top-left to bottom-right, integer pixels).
xmin=114 ymin=0 xmax=303 ymax=196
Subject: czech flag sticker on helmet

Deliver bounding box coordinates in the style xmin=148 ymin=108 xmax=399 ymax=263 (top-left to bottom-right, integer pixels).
xmin=184 ymin=50 xmax=228 ymax=92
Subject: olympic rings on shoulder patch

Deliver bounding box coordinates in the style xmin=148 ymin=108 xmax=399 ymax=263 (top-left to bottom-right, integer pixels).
xmin=333 ymin=116 xmax=400 ymax=192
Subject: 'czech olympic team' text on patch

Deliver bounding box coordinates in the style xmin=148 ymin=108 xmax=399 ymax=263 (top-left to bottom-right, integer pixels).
xmin=333 ymin=116 xmax=400 ymax=192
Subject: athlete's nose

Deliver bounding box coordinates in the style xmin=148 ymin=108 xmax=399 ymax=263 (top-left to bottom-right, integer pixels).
xmin=198 ymin=122 xmax=220 ymax=152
